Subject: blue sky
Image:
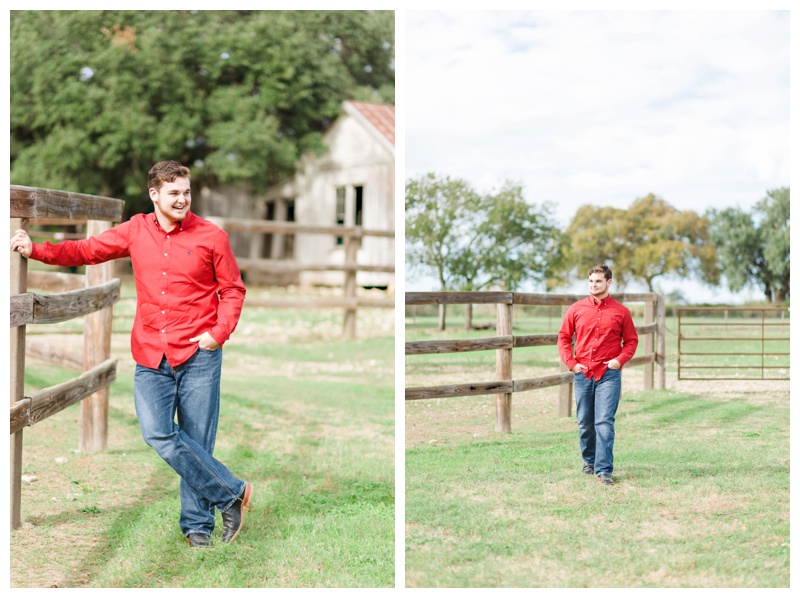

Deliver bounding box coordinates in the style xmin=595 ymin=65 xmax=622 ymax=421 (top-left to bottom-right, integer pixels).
xmin=403 ymin=9 xmax=790 ymax=302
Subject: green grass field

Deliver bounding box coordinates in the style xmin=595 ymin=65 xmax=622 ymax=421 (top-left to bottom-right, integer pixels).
xmin=404 ymin=306 xmax=790 ymax=587
xmin=12 ymin=282 xmax=394 ymax=588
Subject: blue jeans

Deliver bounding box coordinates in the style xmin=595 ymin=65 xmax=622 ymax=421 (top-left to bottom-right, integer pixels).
xmin=133 ymin=349 xmax=245 ymax=536
xmin=573 ymin=368 xmax=622 ymax=475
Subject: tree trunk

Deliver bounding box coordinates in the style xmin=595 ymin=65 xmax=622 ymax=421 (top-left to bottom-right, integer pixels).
xmin=438 ymin=303 xmax=446 ymax=331
xmin=464 ymin=303 xmax=473 ymax=330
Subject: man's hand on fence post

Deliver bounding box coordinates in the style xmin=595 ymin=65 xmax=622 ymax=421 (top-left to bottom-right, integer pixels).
xmin=10 ymin=229 xmax=32 ymax=258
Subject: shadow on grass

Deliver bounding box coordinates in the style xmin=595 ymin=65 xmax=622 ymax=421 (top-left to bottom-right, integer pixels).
xmin=629 ymin=391 xmax=762 ymax=425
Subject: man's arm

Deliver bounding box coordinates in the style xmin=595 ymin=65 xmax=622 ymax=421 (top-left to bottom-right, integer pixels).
xmin=557 ymin=306 xmax=584 ymax=373
xmin=614 ymin=309 xmax=639 ymax=367
xmin=11 ymin=224 xmax=131 ymax=266
xmin=200 ymin=230 xmax=246 ymax=349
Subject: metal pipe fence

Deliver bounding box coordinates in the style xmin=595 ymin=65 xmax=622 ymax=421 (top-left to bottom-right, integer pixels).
xmin=677 ymin=306 xmax=789 ymax=380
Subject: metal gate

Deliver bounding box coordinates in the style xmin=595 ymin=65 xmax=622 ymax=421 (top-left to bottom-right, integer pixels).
xmin=677 ymin=307 xmax=789 ymax=380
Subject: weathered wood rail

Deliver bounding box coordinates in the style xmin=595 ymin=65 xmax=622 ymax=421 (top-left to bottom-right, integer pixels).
xmin=10 ymin=185 xmax=123 ymax=530
xmin=405 ymin=291 xmax=666 ymax=433
xmin=207 ymin=217 xmax=394 ymax=339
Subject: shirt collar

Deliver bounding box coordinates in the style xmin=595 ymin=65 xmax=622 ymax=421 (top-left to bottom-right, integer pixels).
xmin=151 ymin=210 xmax=193 ymax=233
xmin=588 ymin=294 xmax=610 ymax=307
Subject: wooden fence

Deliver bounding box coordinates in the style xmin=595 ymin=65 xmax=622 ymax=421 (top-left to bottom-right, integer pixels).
xmin=405 ymin=291 xmax=666 ymax=433
xmin=10 ymin=185 xmax=123 ymax=529
xmin=206 ymin=217 xmax=395 ymax=339
xmin=29 ymin=217 xmax=396 ymax=340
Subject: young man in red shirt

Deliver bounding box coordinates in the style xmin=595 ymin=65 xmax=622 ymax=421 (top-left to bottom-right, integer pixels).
xmin=557 ymin=265 xmax=638 ymax=485
xmin=11 ymin=160 xmax=252 ymax=547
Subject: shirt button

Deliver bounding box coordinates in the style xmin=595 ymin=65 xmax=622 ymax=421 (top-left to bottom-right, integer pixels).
xmin=164 ymin=253 xmax=168 ymax=256
xmin=162 ymin=311 xmax=165 ymax=314
xmin=163 ymin=272 xmax=166 ymax=276
xmin=161 ymin=329 xmax=165 ymax=333
xmin=162 ymin=291 xmax=165 ymax=295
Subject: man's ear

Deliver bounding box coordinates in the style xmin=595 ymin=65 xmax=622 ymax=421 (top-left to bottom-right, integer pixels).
xmin=148 ymin=187 xmax=158 ymax=202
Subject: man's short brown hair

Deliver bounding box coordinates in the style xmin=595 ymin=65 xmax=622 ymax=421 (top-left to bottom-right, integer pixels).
xmin=588 ymin=264 xmax=612 ymax=280
xmin=148 ymin=160 xmax=190 ymax=191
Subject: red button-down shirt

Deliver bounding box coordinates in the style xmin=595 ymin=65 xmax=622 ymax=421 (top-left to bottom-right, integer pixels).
xmin=30 ymin=211 xmax=246 ymax=369
xmin=557 ymin=295 xmax=639 ymax=381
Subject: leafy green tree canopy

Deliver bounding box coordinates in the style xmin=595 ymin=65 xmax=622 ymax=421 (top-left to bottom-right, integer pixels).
xmin=406 ymin=173 xmax=564 ymax=292
xmin=405 ymin=173 xmax=482 ymax=291
xmin=708 ymin=187 xmax=789 ymax=303
xmin=564 ymin=194 xmax=719 ymax=292
xmin=11 ymin=10 xmax=395 ymax=217
xmin=459 ymin=181 xmax=564 ymax=292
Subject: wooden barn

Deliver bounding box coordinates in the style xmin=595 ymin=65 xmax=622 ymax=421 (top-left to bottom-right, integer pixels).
xmin=200 ymin=100 xmax=395 ymax=289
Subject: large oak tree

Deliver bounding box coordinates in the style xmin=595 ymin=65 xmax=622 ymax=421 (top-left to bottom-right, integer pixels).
xmin=11 ymin=10 xmax=395 ymax=218
xmin=564 ymin=194 xmax=720 ymax=292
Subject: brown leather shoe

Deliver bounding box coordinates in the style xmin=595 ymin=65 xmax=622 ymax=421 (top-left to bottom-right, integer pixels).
xmin=221 ymin=482 xmax=253 ymax=543
xmin=186 ymin=532 xmax=211 ymax=548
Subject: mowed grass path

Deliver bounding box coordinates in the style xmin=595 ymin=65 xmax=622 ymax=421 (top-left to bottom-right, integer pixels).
xmin=12 ymin=283 xmax=394 ymax=588
xmin=405 ymin=310 xmax=789 ymax=587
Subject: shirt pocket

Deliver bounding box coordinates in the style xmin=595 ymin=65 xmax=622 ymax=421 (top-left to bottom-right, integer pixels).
xmin=608 ymin=312 xmax=625 ymax=331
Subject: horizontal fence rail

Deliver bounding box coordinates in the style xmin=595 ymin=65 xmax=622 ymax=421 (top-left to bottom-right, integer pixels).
xmin=677 ymin=306 xmax=789 ymax=380
xmin=11 ymin=185 xmax=125 ymax=222
xmin=405 ymin=291 xmax=666 ymax=432
xmin=205 ymin=216 xmax=395 ymax=238
xmin=11 ymin=278 xmax=121 ymax=327
xmin=208 ymin=216 xmax=394 ymax=339
xmin=10 ymin=358 xmax=117 ymax=435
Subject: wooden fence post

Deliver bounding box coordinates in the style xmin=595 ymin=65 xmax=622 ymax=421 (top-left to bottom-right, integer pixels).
xmin=80 ymin=219 xmax=114 ymax=453
xmin=342 ymin=232 xmax=359 ymax=340
xmin=643 ymin=299 xmax=654 ymax=391
xmin=657 ymin=293 xmax=666 ymax=389
xmin=495 ymin=302 xmax=513 ymax=433
xmin=10 ymin=217 xmax=29 ymax=530
xmin=558 ymin=304 xmax=573 ymax=417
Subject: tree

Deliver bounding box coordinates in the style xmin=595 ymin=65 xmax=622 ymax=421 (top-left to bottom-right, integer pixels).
xmin=10 ymin=10 xmax=395 ymax=217
xmin=448 ymin=182 xmax=565 ymax=328
xmin=475 ymin=181 xmax=564 ymax=292
xmin=406 ymin=174 xmax=565 ymax=329
xmin=563 ymin=194 xmax=720 ymax=291
xmin=405 ymin=174 xmax=482 ymax=329
xmin=708 ymin=187 xmax=790 ymax=303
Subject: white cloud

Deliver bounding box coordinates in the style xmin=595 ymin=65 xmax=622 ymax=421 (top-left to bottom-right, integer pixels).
xmin=406 ymin=9 xmax=789 ymax=225
xmin=404 ymin=9 xmax=789 ymax=300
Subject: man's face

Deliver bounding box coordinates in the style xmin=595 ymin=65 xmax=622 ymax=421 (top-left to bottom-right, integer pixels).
xmin=588 ymin=272 xmax=611 ymax=298
xmin=150 ymin=177 xmax=191 ymax=227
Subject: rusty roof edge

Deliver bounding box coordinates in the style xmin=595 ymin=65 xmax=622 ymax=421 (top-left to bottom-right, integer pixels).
xmin=342 ymin=100 xmax=395 ymax=157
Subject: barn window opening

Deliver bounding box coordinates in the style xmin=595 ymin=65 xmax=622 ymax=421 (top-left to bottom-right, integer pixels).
xmin=355 ymin=185 xmax=364 ymax=226
xmin=336 ymin=186 xmax=346 ymax=245
xmin=284 ymin=199 xmax=295 ymax=258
